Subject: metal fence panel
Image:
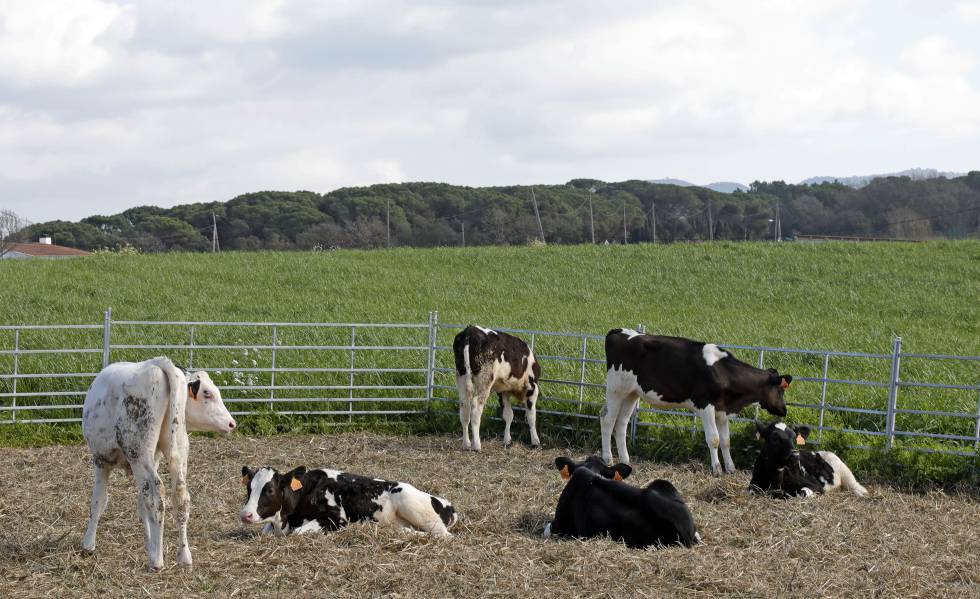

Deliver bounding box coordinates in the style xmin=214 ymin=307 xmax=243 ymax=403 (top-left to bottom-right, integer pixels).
xmin=1 ymin=311 xmax=978 ymax=459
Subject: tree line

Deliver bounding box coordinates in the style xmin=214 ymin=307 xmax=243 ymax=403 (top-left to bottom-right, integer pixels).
xmin=19 ymin=173 xmax=980 ymax=251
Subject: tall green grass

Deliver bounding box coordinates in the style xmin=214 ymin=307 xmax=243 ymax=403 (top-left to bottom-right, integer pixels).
xmin=1 ymin=241 xmax=978 ymax=485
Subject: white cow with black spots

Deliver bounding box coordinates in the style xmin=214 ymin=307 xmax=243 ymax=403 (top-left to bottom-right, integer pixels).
xmin=82 ymin=357 xmax=236 ymax=570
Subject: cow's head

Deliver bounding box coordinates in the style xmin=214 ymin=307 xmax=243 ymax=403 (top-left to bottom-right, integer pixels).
xmin=184 ymin=370 xmax=236 ymax=433
xmin=239 ymin=465 xmax=307 ymax=525
xmin=754 ymin=420 xmax=809 ymax=469
xmin=554 ymin=456 xmax=632 ymax=482
xmin=758 ymin=368 xmax=792 ymax=417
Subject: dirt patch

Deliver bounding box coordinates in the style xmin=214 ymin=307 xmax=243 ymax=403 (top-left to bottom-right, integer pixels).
xmin=1 ymin=432 xmax=978 ymax=598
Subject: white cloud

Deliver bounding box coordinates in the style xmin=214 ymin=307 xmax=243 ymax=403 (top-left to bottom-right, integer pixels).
xmin=1 ymin=0 xmax=978 ymax=222
xmin=0 ymin=0 xmax=130 ymax=86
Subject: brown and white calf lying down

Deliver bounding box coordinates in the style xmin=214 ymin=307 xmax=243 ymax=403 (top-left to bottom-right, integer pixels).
xmin=749 ymin=421 xmax=868 ymax=498
xmin=240 ymin=466 xmax=458 ymax=536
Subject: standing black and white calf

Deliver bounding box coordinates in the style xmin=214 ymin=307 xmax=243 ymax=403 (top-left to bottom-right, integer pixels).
xmin=602 ymin=329 xmax=793 ymax=475
xmin=82 ymin=357 xmax=236 ymax=570
xmin=240 ymin=465 xmax=458 ymax=536
xmin=749 ymin=421 xmax=868 ymax=498
xmin=544 ymin=456 xmax=699 ymax=549
xmin=453 ymin=325 xmax=542 ymax=450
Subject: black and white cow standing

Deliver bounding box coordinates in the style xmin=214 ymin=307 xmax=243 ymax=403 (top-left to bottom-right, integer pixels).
xmin=749 ymin=421 xmax=868 ymax=498
xmin=543 ymin=456 xmax=700 ymax=549
xmin=453 ymin=325 xmax=542 ymax=450
xmin=602 ymin=329 xmax=793 ymax=475
xmin=82 ymin=357 xmax=236 ymax=570
xmin=240 ymin=465 xmax=458 ymax=536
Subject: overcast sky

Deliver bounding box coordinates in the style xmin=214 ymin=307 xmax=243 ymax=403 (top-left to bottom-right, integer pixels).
xmin=2 ymin=0 xmax=979 ymax=223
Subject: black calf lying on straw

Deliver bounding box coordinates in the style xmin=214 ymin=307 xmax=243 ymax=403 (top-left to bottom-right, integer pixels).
xmin=544 ymin=456 xmax=700 ymax=548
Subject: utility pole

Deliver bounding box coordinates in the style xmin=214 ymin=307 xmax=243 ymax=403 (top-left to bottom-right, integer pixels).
xmin=211 ymin=211 xmax=219 ymax=252
xmin=530 ymin=188 xmax=545 ymax=244
xmin=623 ymin=202 xmax=628 ymax=244
xmin=707 ymin=199 xmax=714 ymax=241
xmin=588 ymin=187 xmax=596 ymax=244
xmin=386 ymin=199 xmax=391 ymax=247
xmin=461 ymin=222 xmax=465 ymax=248
xmin=650 ymin=201 xmax=657 ymax=244
xmin=775 ymin=200 xmax=781 ymax=242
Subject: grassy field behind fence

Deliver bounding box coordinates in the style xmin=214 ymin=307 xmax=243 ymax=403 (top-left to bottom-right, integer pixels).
xmin=1 ymin=241 xmax=978 ymax=485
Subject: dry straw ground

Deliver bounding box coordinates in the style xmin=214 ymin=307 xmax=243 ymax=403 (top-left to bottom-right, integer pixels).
xmin=1 ymin=432 xmax=978 ymax=598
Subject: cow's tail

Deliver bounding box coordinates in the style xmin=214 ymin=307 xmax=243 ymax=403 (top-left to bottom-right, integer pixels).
xmin=148 ymin=356 xmax=185 ymax=445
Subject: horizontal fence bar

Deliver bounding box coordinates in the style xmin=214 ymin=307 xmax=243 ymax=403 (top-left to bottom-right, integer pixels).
xmin=109 ymin=344 xmax=426 ymax=351
xmin=112 ymin=320 xmax=428 ymax=329
xmin=0 ymin=348 xmax=102 ymax=355
xmin=0 ymin=324 xmax=102 ymax=331
xmin=224 ymin=397 xmax=425 ymax=405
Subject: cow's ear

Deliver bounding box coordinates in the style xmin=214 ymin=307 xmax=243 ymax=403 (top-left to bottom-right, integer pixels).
xmin=241 ymin=466 xmax=254 ymax=485
xmin=555 ymin=457 xmax=574 ymax=480
xmin=779 ymin=375 xmax=793 ymax=390
xmin=767 ymin=368 xmax=780 ymax=385
xmin=283 ymin=466 xmax=307 ymax=485
xmin=610 ymin=464 xmax=632 ymax=481
xmin=794 ymin=425 xmax=811 ymax=445
xmin=754 ymin=420 xmax=767 ymax=440
xmin=188 ymin=379 xmax=201 ymax=400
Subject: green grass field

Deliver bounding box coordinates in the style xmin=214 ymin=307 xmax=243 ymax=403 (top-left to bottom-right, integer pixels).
xmin=2 ymin=241 xmax=978 ymax=485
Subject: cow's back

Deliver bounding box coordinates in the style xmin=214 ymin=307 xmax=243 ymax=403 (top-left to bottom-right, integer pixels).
xmin=605 ymin=330 xmax=714 ymax=402
xmin=454 ymin=326 xmax=534 ymax=381
xmin=83 ymin=360 xmax=173 ymax=463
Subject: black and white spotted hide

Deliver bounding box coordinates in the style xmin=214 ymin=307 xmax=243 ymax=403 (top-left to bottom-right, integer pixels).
xmin=240 ymin=466 xmax=458 ymax=536
xmin=453 ymin=325 xmax=542 ymax=451
xmin=749 ymin=421 xmax=868 ymax=498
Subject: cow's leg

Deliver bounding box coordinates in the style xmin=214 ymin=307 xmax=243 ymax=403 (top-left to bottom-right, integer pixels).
xmin=82 ymin=463 xmax=111 ymax=553
xmin=600 ymin=392 xmax=624 ymax=465
xmin=613 ymin=398 xmax=638 ymax=465
xmin=500 ymin=393 xmax=514 ymax=447
xmin=131 ymin=460 xmax=166 ymax=570
xmin=469 ymin=379 xmax=493 ymax=452
xmin=168 ymin=438 xmax=192 ymax=566
xmin=526 ymin=395 xmax=540 ymax=448
xmin=697 ymin=405 xmax=723 ymax=476
xmin=457 ymin=374 xmax=473 ymax=450
xmin=715 ymin=410 xmax=736 ymax=474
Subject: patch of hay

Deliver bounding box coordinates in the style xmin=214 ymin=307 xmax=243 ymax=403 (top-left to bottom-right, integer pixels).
xmin=0 ymin=432 xmax=978 ymax=598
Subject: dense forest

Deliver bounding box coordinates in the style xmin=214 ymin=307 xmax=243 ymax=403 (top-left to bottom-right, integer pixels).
xmin=22 ymin=173 xmax=980 ymax=251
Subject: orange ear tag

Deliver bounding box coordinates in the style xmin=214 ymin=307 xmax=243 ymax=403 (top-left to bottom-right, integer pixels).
xmin=290 ymin=477 xmax=303 ymax=491
xmin=613 ymin=471 xmax=623 ymax=481
xmin=795 ymin=434 xmax=806 ymax=446
xmin=780 ymin=380 xmax=791 ymax=390
xmin=560 ymin=465 xmax=571 ymax=480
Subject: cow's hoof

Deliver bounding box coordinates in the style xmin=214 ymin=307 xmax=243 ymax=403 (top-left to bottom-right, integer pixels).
xmin=710 ymin=465 xmax=723 ymax=477
xmin=529 ymin=442 xmax=541 ymax=449
xmin=147 ymin=563 xmax=164 ymax=573
xmin=503 ymin=442 xmax=512 ymax=449
xmin=176 ymin=548 xmax=192 ymax=567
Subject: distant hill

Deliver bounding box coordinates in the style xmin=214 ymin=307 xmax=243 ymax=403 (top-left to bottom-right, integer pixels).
xmin=801 ymin=168 xmax=965 ymax=188
xmin=648 ymin=179 xmax=749 ymax=193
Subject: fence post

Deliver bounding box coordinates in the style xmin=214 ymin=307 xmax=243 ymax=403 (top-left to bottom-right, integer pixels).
xmin=425 ymin=311 xmax=438 ymax=406
xmin=102 ymin=308 xmax=112 ymax=368
xmin=269 ymin=326 xmax=278 ymax=412
xmin=348 ymin=327 xmax=356 ymax=421
xmin=885 ymin=336 xmax=902 ymax=450
xmin=188 ymin=326 xmax=195 ymax=369
xmin=630 ymin=325 xmax=645 ymax=443
xmin=817 ymin=353 xmax=830 ymax=444
xmin=577 ymin=336 xmax=587 ymax=412
xmin=11 ymin=329 xmax=18 ymax=423
xmin=973 ymin=381 xmax=980 ymax=457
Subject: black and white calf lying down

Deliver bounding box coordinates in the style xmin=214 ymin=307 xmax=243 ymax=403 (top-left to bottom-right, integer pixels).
xmin=240 ymin=466 xmax=458 ymax=537
xmin=749 ymin=421 xmax=868 ymax=498
xmin=544 ymin=456 xmax=700 ymax=549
